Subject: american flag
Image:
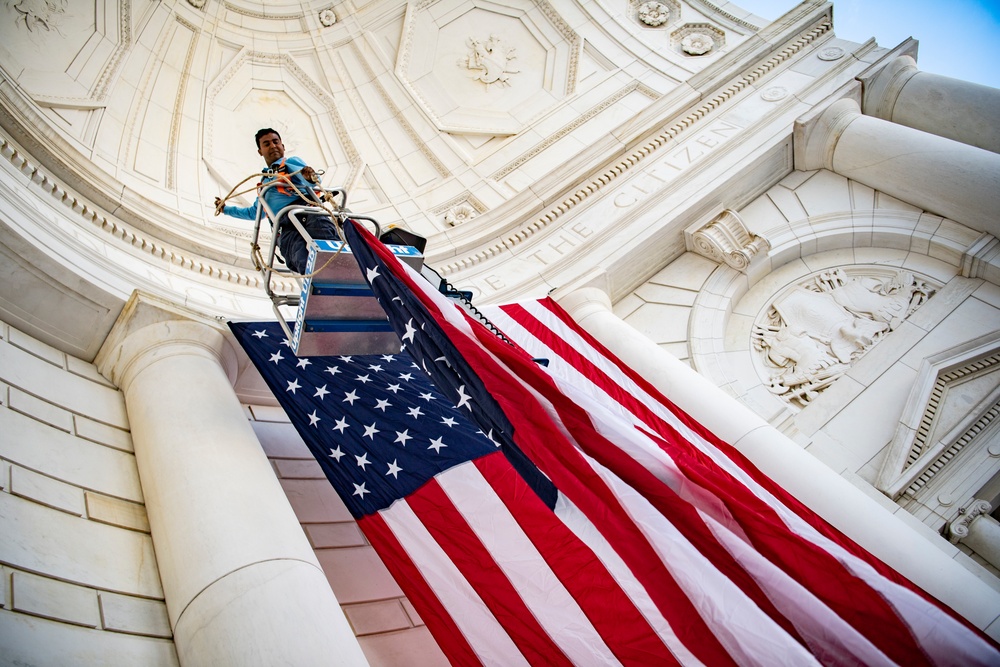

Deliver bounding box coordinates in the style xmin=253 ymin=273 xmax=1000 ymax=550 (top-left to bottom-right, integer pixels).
xmin=230 ymin=220 xmax=999 ymax=666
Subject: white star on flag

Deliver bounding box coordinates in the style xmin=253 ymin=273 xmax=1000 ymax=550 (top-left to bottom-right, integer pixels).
xmin=441 ymin=416 xmax=457 ymax=427
xmin=363 ymin=423 xmax=380 ymax=439
xmin=455 ymin=385 xmax=471 ymax=409
xmin=333 ymin=417 xmax=349 ymax=433
xmin=375 ymin=398 xmax=392 ymax=412
xmin=328 ymin=446 xmax=345 ymax=462
xmin=308 ymin=410 xmax=320 ymax=426
xmin=270 ymin=351 xmax=284 ymax=364
xmin=394 ymin=430 xmax=412 ymax=446
xmin=296 ymin=358 xmax=311 ymax=369
xmin=407 ymin=406 xmax=424 ymax=419
xmin=352 ymin=482 xmax=369 ymax=498
xmin=355 ymin=453 xmax=371 ymax=470
xmin=286 ymin=378 xmax=301 ymax=394
xmin=428 ymin=436 xmax=446 ymax=453
xmin=325 ymin=365 xmax=341 ymax=376
xmin=344 ymin=390 xmax=359 ymax=405
xmin=252 ymin=330 xmax=268 ymax=338
xmin=420 ymin=392 xmax=436 ymax=402
xmin=366 ymin=265 xmax=380 ymax=282
xmin=386 ymin=460 xmax=402 ymax=478
xmin=314 ymin=385 xmax=329 ymax=399
xmin=402 ymin=319 xmax=416 ymax=342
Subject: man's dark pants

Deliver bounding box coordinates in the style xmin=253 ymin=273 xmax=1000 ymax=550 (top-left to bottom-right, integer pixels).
xmin=277 ymin=211 xmax=339 ymax=274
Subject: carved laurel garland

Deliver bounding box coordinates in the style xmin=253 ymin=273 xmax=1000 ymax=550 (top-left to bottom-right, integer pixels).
xmin=439 ymin=17 xmax=832 ymax=275
xmin=0 ymin=136 xmax=274 ymax=290
xmin=752 ymin=267 xmax=935 ymax=408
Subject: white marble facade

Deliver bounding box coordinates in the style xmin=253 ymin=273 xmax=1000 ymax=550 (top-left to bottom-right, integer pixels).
xmin=2 ymin=0 xmax=1000 ymax=663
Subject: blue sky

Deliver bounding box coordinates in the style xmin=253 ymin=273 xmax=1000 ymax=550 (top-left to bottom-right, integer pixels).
xmin=740 ymin=0 xmax=1000 ymax=89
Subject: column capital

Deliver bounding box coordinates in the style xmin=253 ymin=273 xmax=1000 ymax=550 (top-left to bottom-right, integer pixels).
xmin=860 ymin=55 xmax=919 ymax=120
xmin=95 ymin=290 xmax=238 ymax=392
xmin=793 ymin=84 xmax=862 ymax=171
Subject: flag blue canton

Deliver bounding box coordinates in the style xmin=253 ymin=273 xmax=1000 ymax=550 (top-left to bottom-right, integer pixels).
xmin=230 ymin=321 xmax=498 ymax=518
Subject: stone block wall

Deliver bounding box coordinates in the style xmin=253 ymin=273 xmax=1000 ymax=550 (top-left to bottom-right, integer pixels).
xmin=0 ymin=321 xmax=177 ymax=665
xmin=248 ymin=406 xmax=448 ymax=666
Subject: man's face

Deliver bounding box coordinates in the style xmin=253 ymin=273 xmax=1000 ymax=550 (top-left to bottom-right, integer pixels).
xmin=257 ymin=132 xmax=284 ymax=166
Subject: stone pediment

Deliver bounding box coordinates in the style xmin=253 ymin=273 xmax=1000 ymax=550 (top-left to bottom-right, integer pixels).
xmin=876 ymin=333 xmax=1000 ymax=501
xmin=396 ymin=0 xmax=579 ymax=136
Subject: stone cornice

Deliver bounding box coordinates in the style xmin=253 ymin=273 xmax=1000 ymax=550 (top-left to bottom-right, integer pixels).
xmin=432 ymin=13 xmax=834 ymax=276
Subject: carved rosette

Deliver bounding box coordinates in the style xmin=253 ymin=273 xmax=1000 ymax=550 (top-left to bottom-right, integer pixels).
xmin=671 ymin=23 xmax=725 ymax=57
xmin=318 ymin=8 xmax=337 ymax=27
xmin=753 ymin=268 xmax=934 ymax=408
xmin=689 ymin=209 xmax=769 ymax=272
xmin=444 ymin=204 xmax=478 ymax=227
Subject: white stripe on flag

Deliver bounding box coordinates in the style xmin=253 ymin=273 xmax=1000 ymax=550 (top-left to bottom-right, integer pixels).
xmin=552 ymin=493 xmax=708 ymax=667
xmin=380 ymin=497 xmax=530 ymax=667
xmin=436 ymin=463 xmax=623 ymax=667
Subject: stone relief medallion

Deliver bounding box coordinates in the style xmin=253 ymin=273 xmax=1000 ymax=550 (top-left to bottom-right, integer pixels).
xmin=818 ymin=46 xmax=845 ymax=61
xmin=318 ymin=8 xmax=336 ymax=26
xmin=760 ymin=86 xmax=788 ymax=102
xmin=752 ymin=267 xmax=935 ymax=408
xmin=462 ymin=35 xmax=520 ymax=89
xmin=638 ymin=1 xmax=670 ymax=27
xmin=671 ymin=23 xmax=724 ymax=57
xmin=444 ymin=204 xmax=478 ymax=227
xmin=186 ymin=0 xmax=207 ymax=8
xmin=8 ymin=0 xmax=67 ymax=32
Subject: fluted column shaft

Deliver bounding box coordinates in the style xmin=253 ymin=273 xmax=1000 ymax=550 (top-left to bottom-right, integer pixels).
xmin=863 ymin=55 xmax=1000 ymax=154
xmin=97 ymin=295 xmax=368 ymax=667
xmin=556 ymin=286 xmax=1000 ymax=630
xmin=796 ymin=97 xmax=1000 ymax=236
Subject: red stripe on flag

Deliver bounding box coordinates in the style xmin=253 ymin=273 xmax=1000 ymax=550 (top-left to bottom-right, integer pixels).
xmin=473 ymin=452 xmax=682 ymax=667
xmin=502 ymin=300 xmax=939 ymax=665
xmin=406 ymin=476 xmax=573 ymax=667
xmin=359 ymin=512 xmax=483 ymax=666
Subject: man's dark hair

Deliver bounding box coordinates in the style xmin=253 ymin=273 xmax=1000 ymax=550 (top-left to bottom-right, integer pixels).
xmin=255 ymin=128 xmax=280 ymax=148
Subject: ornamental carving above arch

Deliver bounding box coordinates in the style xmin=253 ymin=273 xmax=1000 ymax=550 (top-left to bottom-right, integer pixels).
xmin=752 ymin=268 xmax=935 ymax=408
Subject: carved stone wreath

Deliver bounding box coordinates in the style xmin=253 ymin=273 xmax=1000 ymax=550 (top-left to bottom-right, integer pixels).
xmin=9 ymin=0 xmax=68 ymax=31
xmin=671 ymin=23 xmax=725 ymax=57
xmin=752 ymin=267 xmax=935 ymax=408
xmin=638 ymin=2 xmax=670 ymax=27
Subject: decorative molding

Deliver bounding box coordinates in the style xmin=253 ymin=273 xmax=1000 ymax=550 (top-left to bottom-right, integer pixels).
xmin=752 ymin=268 xmax=934 ymax=408
xmin=221 ymin=2 xmax=303 ymax=20
xmin=491 ymin=82 xmax=659 ymax=180
xmin=441 ymin=17 xmax=832 ymax=275
xmin=0 ymin=135 xmax=280 ymax=291
xmin=27 ymin=0 xmax=131 ymax=107
xmin=167 ymin=16 xmax=199 ymax=191
xmin=876 ymin=332 xmax=1000 ymax=501
xmin=687 ymin=209 xmax=769 ymax=271
xmin=345 ymin=42 xmax=449 ymax=179
xmin=691 ymin=0 xmax=759 ymax=31
xmin=817 ymin=46 xmax=845 ymax=61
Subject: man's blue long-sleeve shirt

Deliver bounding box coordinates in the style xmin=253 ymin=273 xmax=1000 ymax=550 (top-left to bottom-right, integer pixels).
xmin=222 ymin=156 xmax=316 ymax=222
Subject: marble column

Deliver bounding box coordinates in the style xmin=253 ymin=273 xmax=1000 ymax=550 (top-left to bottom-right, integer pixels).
xmin=96 ymin=293 xmax=368 ymax=667
xmin=862 ymin=56 xmax=1000 ymax=154
xmin=555 ymin=286 xmax=1000 ymax=630
xmin=795 ymin=95 xmax=1000 ymax=237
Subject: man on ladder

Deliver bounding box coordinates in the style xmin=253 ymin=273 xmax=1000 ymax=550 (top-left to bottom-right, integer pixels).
xmin=214 ymin=128 xmax=339 ymax=274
